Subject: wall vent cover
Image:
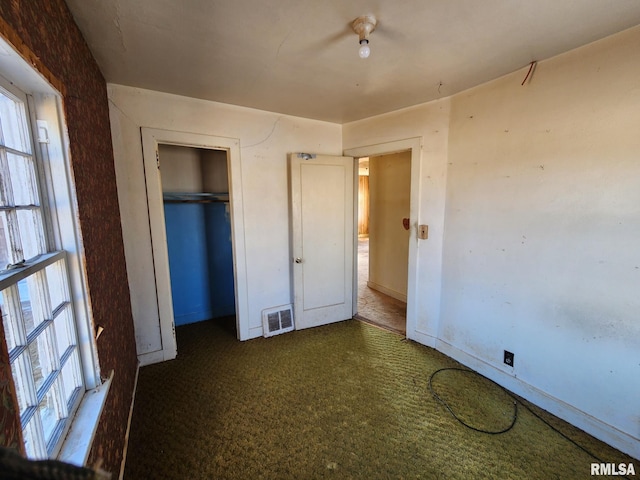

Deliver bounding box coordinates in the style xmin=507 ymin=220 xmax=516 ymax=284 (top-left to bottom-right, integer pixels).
xmin=262 ymin=305 xmax=294 ymax=337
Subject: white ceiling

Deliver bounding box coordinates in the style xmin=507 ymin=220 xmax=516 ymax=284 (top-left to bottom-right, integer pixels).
xmin=65 ymin=0 xmax=640 ymax=124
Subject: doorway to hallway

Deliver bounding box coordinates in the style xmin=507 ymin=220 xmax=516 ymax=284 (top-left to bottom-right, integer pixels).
xmin=354 ymin=153 xmax=409 ymax=335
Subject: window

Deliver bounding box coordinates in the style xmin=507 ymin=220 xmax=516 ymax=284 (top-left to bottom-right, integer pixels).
xmin=0 ymin=78 xmax=86 ymax=459
xmin=0 ymin=35 xmax=104 ymax=464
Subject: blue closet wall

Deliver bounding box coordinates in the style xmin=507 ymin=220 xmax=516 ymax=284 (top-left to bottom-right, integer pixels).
xmin=204 ymin=202 xmax=236 ymax=318
xmin=164 ymin=200 xmax=235 ymax=326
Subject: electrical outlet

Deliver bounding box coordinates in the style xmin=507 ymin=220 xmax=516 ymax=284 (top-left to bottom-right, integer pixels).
xmin=504 ymin=350 xmax=514 ymax=367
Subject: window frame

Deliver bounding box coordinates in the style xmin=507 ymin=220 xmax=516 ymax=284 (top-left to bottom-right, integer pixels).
xmin=0 ymin=252 xmax=84 ymax=458
xmin=0 ymin=34 xmax=105 ymax=463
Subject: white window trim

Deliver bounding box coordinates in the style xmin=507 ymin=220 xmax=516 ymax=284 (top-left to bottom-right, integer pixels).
xmin=30 ymin=93 xmax=101 ymax=389
xmin=0 ymin=34 xmax=105 ymax=463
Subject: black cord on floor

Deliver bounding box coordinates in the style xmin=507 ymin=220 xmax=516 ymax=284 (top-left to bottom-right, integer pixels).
xmin=428 ymin=368 xmax=518 ymax=434
xmin=427 ymin=367 xmax=633 ymax=480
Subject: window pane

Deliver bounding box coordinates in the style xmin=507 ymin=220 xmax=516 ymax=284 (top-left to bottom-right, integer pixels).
xmin=0 ymin=150 xmax=11 ymax=207
xmin=61 ymin=349 xmax=82 ymax=406
xmin=22 ymin=417 xmax=45 ymax=460
xmin=53 ymin=305 xmax=73 ymax=355
xmin=16 ymin=208 xmax=45 ymax=260
xmin=0 ymin=90 xmax=31 ymax=154
xmin=28 ymin=328 xmax=55 ymax=394
xmin=7 ymin=152 xmax=39 ymax=206
xmin=10 ymin=352 xmax=33 ymax=414
xmin=17 ymin=278 xmax=37 ymax=337
xmin=0 ymin=212 xmax=10 ymax=268
xmin=0 ymin=212 xmax=14 ymax=270
xmin=0 ymin=297 xmax=14 ymax=350
xmin=0 ymin=285 xmax=19 ymax=351
xmin=39 ymin=378 xmax=64 ymax=446
xmin=46 ymin=259 xmax=69 ymax=311
xmin=0 ymin=210 xmax=22 ymax=267
xmin=26 ymin=270 xmax=51 ymax=333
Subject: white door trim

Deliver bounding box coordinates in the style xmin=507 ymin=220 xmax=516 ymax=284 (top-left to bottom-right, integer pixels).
xmin=344 ymin=138 xmax=422 ymax=340
xmin=141 ymin=128 xmax=250 ymax=363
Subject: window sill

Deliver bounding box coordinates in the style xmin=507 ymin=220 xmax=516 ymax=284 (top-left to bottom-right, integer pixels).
xmin=58 ymin=371 xmax=113 ymax=467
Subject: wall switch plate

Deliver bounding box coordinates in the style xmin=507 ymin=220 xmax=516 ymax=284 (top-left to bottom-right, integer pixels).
xmin=418 ymin=224 xmax=429 ymax=239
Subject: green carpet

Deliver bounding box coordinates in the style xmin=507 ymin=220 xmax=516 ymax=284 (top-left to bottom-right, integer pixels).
xmin=124 ymin=319 xmax=636 ymax=479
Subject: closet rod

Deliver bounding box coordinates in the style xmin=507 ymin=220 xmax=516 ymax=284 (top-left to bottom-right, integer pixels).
xmin=163 ymin=192 xmax=229 ymax=204
xmin=163 ymin=199 xmax=229 ymax=204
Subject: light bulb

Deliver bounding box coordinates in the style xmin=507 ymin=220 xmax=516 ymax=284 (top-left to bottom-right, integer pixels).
xmin=358 ymin=39 xmax=370 ymax=59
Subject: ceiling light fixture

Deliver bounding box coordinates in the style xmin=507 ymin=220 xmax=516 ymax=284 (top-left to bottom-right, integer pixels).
xmin=352 ymin=15 xmax=377 ymax=59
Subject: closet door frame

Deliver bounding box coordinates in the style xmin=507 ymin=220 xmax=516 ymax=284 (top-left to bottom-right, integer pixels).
xmin=141 ymin=128 xmax=249 ymax=365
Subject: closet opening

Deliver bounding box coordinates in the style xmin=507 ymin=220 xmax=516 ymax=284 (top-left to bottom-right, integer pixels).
xmin=159 ymin=144 xmax=236 ymax=337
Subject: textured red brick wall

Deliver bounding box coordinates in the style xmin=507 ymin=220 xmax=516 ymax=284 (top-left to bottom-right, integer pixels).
xmin=0 ymin=0 xmax=138 ymax=474
xmin=0 ymin=317 xmax=23 ymax=454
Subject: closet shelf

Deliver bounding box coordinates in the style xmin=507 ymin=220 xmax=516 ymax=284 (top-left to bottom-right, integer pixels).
xmin=163 ymin=192 xmax=229 ymax=203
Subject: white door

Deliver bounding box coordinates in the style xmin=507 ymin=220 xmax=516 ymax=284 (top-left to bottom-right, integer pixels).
xmin=290 ymin=153 xmax=354 ymax=330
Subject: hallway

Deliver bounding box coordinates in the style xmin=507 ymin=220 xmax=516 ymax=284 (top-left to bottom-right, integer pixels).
xmin=355 ymin=237 xmax=407 ymax=335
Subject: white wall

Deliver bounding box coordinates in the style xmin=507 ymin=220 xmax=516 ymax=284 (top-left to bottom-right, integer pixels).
xmin=443 ymin=26 xmax=640 ymax=456
xmin=108 ymin=85 xmax=342 ymax=353
xmin=344 ymin=26 xmax=640 ymax=459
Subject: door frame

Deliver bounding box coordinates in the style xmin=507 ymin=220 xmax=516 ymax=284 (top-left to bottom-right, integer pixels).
xmin=141 ymin=128 xmax=250 ymax=364
xmin=344 ymin=138 xmax=421 ymax=339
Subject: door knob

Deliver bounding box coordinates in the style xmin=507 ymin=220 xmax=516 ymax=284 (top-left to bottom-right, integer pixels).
xmin=295 ymin=257 xmax=303 ymax=263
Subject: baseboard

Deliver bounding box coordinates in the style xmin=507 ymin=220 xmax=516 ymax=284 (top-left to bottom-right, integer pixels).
xmin=119 ymin=362 xmax=140 ymax=480
xmin=407 ymin=327 xmax=437 ymax=348
xmin=137 ymin=350 xmax=166 ymax=367
xmin=248 ymin=325 xmax=264 ymax=339
xmin=366 ymin=280 xmax=407 ymax=303
xmin=434 ymin=338 xmax=640 ymax=460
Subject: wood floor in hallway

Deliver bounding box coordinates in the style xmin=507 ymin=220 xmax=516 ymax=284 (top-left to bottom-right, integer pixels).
xmin=355 ymin=237 xmax=407 ymax=335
